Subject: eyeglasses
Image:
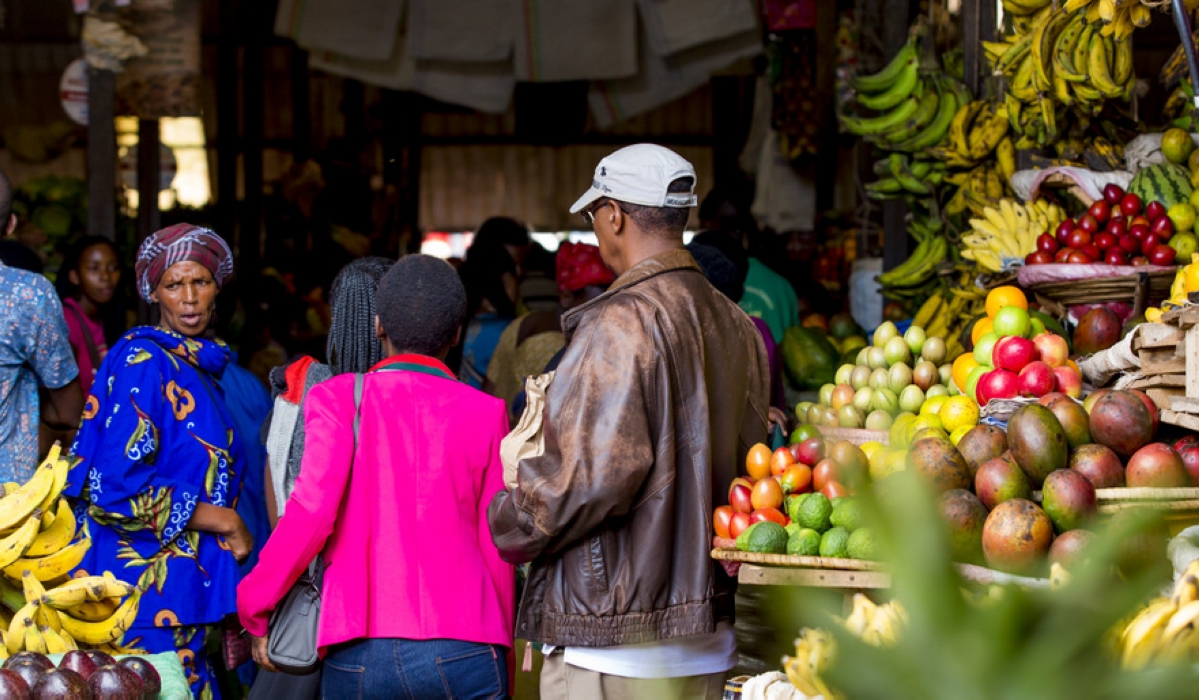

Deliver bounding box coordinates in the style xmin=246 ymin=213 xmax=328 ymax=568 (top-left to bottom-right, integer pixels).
xmin=582 ymin=199 xmax=627 ymax=225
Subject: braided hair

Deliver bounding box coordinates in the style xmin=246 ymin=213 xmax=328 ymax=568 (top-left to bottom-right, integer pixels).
xmin=326 ymin=256 xmax=393 ymax=375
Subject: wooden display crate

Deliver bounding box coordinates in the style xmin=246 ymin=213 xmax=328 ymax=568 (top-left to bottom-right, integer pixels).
xmin=1151 ymin=307 xmax=1199 ymax=428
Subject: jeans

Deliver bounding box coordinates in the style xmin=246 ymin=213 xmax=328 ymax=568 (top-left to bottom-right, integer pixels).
xmin=322 ymin=638 xmax=508 ymax=700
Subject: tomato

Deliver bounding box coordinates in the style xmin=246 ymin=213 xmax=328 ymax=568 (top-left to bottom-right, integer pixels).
xmin=822 ymin=480 xmax=851 ymax=500
xmin=1087 ymin=199 xmax=1111 ymax=224
xmin=1065 ymin=228 xmax=1091 ymax=249
xmin=750 ymin=477 xmax=784 ymax=510
xmin=1054 ymin=247 xmax=1073 ymax=263
xmin=746 ymin=443 xmax=772 ymax=480
xmin=1067 ymin=250 xmax=1092 ymax=264
xmin=770 ymin=446 xmax=797 ymax=477
xmin=750 ymin=508 xmax=787 ymax=526
xmin=795 ymin=437 xmax=827 ymax=467
xmin=729 ymin=512 xmax=752 ymax=539
xmin=728 ymin=477 xmax=755 ymax=500
xmin=713 ymin=506 xmax=734 ymax=538
xmin=813 ymin=459 xmax=838 ymax=492
xmin=779 ymin=464 xmax=813 ymax=495
xmin=729 ymin=484 xmax=754 ymax=514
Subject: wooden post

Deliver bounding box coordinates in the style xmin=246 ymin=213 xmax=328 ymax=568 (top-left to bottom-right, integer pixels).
xmin=962 ymin=0 xmax=999 ymax=97
xmin=240 ymin=25 xmax=264 ymax=276
xmin=136 ymin=119 xmax=160 ymax=325
xmin=881 ymin=0 xmax=913 ymax=272
xmin=86 ymin=67 xmax=116 ymax=241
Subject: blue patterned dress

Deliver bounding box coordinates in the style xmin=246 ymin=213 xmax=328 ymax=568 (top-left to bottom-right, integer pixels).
xmin=67 ymin=327 xmax=245 ymax=700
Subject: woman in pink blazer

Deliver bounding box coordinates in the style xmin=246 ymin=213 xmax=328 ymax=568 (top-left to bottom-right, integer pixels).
xmin=238 ymin=255 xmax=515 ymax=700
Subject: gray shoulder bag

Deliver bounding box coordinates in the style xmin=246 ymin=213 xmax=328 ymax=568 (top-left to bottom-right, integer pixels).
xmin=266 ymin=373 xmax=363 ymax=675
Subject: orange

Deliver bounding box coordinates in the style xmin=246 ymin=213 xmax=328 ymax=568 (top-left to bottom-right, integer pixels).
xmin=971 ymin=317 xmax=994 ymax=345
xmin=952 ymin=353 xmax=980 ymax=392
xmin=746 ymin=443 xmax=772 ymax=480
xmin=986 ymin=285 xmax=1028 ymax=318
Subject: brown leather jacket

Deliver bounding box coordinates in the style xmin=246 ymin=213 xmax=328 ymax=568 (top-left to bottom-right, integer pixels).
xmin=488 ymin=248 xmax=770 ymax=648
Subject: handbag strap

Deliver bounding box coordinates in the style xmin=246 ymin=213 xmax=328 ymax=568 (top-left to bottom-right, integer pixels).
xmin=65 ymin=302 xmax=102 ymax=370
xmin=308 ymin=374 xmax=363 ymax=577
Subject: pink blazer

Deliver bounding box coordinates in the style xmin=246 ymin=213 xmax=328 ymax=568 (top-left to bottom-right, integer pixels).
xmin=237 ymin=355 xmax=515 ymax=652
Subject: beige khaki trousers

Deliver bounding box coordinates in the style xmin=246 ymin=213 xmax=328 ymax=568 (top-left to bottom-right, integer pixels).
xmin=540 ymin=652 xmax=726 ymax=700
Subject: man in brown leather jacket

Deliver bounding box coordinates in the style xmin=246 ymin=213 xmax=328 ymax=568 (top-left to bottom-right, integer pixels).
xmin=488 ymin=144 xmax=770 ymax=699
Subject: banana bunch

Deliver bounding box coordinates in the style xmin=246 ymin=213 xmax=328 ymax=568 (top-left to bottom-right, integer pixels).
xmin=1065 ymin=0 xmax=1155 ymax=37
xmin=878 ymin=235 xmax=949 ymax=293
xmin=1160 ymin=29 xmax=1199 ymax=87
xmin=943 ymin=161 xmax=1010 ymax=217
xmin=930 ymin=99 xmax=1013 ymax=171
xmin=962 ymin=199 xmax=1068 ymax=272
xmin=783 ymin=628 xmax=837 ymax=699
xmin=1145 ymin=253 xmax=1199 ymax=322
xmin=986 ymin=5 xmax=1135 ymax=147
xmin=1119 ymin=559 xmax=1199 ymax=668
xmin=842 ymin=38 xmax=970 ymax=155
xmin=0 ymin=444 xmax=141 ymax=656
xmin=837 ymin=593 xmax=908 ymax=648
xmin=865 ymin=153 xmax=948 ymax=200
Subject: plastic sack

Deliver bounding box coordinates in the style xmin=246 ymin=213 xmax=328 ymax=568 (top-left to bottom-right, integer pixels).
xmin=1168 ymin=526 xmax=1199 ymax=581
xmin=1011 ymin=167 xmax=1132 ymax=205
xmin=1124 ymin=132 xmax=1199 ymax=173
xmin=849 ymin=257 xmax=883 ymax=332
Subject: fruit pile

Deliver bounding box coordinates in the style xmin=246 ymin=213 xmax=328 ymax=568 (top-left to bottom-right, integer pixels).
xmin=956 ymin=287 xmax=1082 ymax=405
xmin=916 ymin=387 xmax=1173 ymax=576
xmin=802 ymin=321 xmax=964 ymax=432
xmin=1118 ymin=559 xmax=1199 ymax=668
xmin=1025 ymin=182 xmax=1183 ymax=267
xmin=0 ymin=650 xmax=161 ymax=699
xmin=0 ymin=446 xmax=140 ymax=658
xmin=782 ymin=595 xmax=907 ymax=699
xmin=717 ymin=434 xmax=878 ymax=560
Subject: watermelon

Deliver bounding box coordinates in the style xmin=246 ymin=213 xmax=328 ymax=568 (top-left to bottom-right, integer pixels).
xmin=782 ymin=326 xmax=839 ymax=390
xmin=1128 ymin=163 xmax=1193 ymax=209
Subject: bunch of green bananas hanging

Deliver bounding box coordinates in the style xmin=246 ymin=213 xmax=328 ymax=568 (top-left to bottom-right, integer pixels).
xmin=926 ymin=99 xmax=1014 ymax=216
xmin=841 ymin=39 xmax=971 ymax=155
xmin=878 ymin=233 xmax=949 ymax=302
xmin=864 ymin=153 xmax=948 ymax=200
xmin=985 ymin=5 xmax=1135 ymax=147
xmin=1118 ymin=559 xmax=1199 ymax=669
xmin=962 ymin=199 xmax=1067 ymax=272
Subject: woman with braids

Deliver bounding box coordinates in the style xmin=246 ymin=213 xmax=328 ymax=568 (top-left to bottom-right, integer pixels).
xmin=66 ymin=224 xmax=251 ymax=699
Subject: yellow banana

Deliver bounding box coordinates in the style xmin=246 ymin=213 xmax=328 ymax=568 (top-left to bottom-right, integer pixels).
xmin=4 ymin=538 xmax=90 ymax=582
xmin=950 ymin=101 xmax=985 ymax=157
xmin=25 ymin=499 xmax=75 ymax=559
xmin=1122 ymin=598 xmax=1177 ymax=669
xmin=6 ymin=602 xmax=35 ymax=655
xmin=37 ymin=455 xmax=70 ymax=516
xmin=1162 ymin=599 xmax=1199 ymax=643
xmin=23 ymin=620 xmax=45 ymax=654
xmin=1089 ymin=35 xmax=1122 ymax=97
xmin=0 ymin=511 xmax=42 ymax=571
xmin=59 ymin=591 xmax=140 ymax=646
xmin=0 ymin=462 xmax=55 ymax=532
xmin=67 ymin=599 xmax=118 ymax=622
xmin=43 ymin=574 xmax=134 ymax=609
xmin=39 ymin=624 xmax=71 ymax=654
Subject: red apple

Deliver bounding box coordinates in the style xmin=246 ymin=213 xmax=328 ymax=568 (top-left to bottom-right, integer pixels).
xmin=1067 ymin=250 xmax=1092 ymax=264
xmin=1119 ymin=235 xmax=1140 ymax=254
xmin=1106 ymin=218 xmax=1127 ymax=238
xmin=1053 ymin=366 xmax=1082 ymax=398
xmin=1093 ymin=232 xmax=1118 ymax=250
xmin=1018 ymin=361 xmax=1056 ymax=397
xmin=978 ymin=369 xmax=1020 ymax=405
xmin=1077 ymin=214 xmax=1100 ymax=234
xmin=1025 ymin=251 xmax=1053 ymax=265
xmin=1146 ymin=201 xmax=1167 ymax=221
xmin=1149 ymin=244 xmax=1177 ymax=266
xmin=1121 ymin=193 xmax=1143 ymax=217
xmin=1081 ymin=243 xmax=1102 ymax=261
xmin=1056 ymin=219 xmax=1076 ymax=244
xmin=1103 ymin=183 xmax=1126 ymax=205
xmin=1105 ymin=248 xmax=1128 ymax=265
xmin=1037 ymin=233 xmax=1060 ymax=254
xmin=1131 ymin=255 xmax=1150 ymax=266
xmin=1055 ymin=247 xmax=1074 ymax=263
xmin=1032 ymin=332 xmax=1069 ymax=368
xmin=1088 ymin=200 xmax=1111 ymax=223
xmin=1066 ymin=228 xmax=1092 ymax=248
xmin=993 ymin=336 xmax=1040 ymax=373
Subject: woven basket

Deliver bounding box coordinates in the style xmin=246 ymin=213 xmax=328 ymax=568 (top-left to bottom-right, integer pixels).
xmin=816 ymin=426 xmax=889 ymax=446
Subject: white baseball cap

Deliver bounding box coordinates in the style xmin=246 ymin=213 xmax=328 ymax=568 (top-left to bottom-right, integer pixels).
xmin=569 ymin=144 xmax=698 ymax=214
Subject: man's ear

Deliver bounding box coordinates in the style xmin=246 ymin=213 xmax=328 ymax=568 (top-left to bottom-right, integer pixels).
xmin=375 ymin=315 xmax=386 ymax=341
xmin=452 ymin=326 xmax=462 ymax=347
xmin=4 ymin=214 xmax=15 ymax=237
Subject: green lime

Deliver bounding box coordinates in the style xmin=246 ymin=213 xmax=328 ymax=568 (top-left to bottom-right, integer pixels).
xmin=830 ymin=498 xmax=866 ymax=531
xmin=847 ymin=528 xmax=878 ymax=560
xmin=796 ymin=493 xmax=833 ymax=533
xmin=735 ymin=522 xmax=789 ymax=554
xmin=819 ymin=526 xmax=851 ymax=558
xmin=788 ymin=528 xmax=822 ymax=556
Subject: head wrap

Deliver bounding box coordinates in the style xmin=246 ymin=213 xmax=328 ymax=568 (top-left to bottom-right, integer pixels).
xmin=556 ymin=242 xmax=615 ymax=294
xmin=135 ymin=224 xmax=234 ymax=302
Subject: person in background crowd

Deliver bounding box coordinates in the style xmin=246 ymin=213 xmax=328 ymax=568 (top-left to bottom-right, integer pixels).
xmin=699 ymin=188 xmax=799 ymax=343
xmin=472 ymin=216 xmax=532 ymax=275
xmin=0 ymin=168 xmax=81 ymax=481
xmin=249 ymin=256 xmax=392 ymax=700
xmin=67 ymin=224 xmax=252 ymax=699
xmin=457 ymin=243 xmax=520 ymax=388
xmin=485 ymin=241 xmax=614 ymax=417
xmin=489 ymin=144 xmax=769 ymax=700
xmin=56 ymin=236 xmax=124 ymax=397
xmin=689 ymin=236 xmax=788 ymax=422
xmin=519 ymin=241 xmax=561 ymax=313
xmin=240 ymin=255 xmax=514 ymax=700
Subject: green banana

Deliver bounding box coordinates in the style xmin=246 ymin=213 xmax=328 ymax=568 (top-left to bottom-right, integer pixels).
xmin=858 ymin=59 xmax=921 ymax=111
xmin=1053 ymin=15 xmax=1088 ymax=82
xmin=840 ymin=97 xmax=922 ymax=136
xmin=889 ymin=154 xmax=930 ymax=195
xmin=851 ymin=39 xmax=918 ymax=94
xmin=880 ymin=83 xmax=941 ymax=145
xmin=892 ymin=87 xmax=959 ymax=152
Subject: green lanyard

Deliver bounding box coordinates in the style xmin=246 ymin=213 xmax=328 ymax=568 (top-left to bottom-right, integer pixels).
xmin=371 ymin=359 xmax=456 ymax=382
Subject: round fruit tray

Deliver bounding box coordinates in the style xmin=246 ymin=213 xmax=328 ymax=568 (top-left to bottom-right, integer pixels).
xmin=816 ymin=426 xmax=889 ymax=446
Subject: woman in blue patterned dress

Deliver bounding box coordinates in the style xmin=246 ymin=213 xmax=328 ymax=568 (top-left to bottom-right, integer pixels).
xmin=66 ymin=224 xmax=252 ymax=700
